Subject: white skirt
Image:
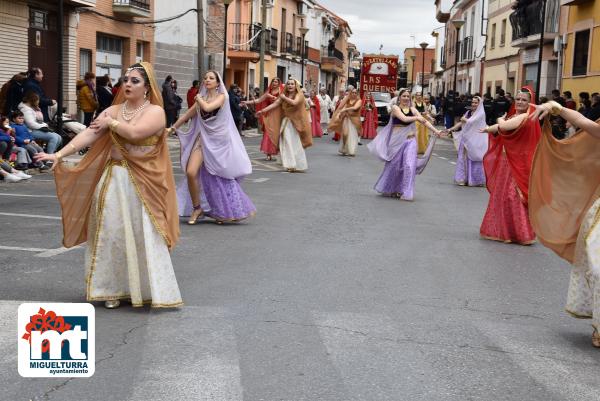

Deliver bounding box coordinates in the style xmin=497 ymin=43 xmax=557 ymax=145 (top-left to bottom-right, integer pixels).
xmin=278 ymin=118 xmax=308 ymax=171
xmin=85 ymin=163 xmax=183 ymax=307
xmin=339 ymin=118 xmax=359 ymax=156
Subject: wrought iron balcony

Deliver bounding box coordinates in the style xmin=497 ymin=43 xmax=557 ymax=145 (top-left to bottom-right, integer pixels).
xmin=509 ymin=0 xmax=559 ymax=47
xmin=112 ymin=0 xmax=150 ymax=17
xmin=228 ymin=23 xmax=261 ymax=53
xmin=269 ymin=28 xmax=278 ymax=53
xmin=281 ymin=32 xmax=294 ymax=54
xmin=459 ymin=36 xmax=473 ymax=63
xmin=321 ymin=47 xmax=344 ymax=62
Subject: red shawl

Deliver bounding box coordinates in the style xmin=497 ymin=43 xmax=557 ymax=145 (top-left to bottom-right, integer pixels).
xmin=310 ymin=94 xmax=321 ymax=119
xmin=483 ymin=86 xmax=541 ymax=205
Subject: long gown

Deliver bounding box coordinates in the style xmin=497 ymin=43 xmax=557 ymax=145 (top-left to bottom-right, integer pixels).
xmin=310 ymin=96 xmax=323 ymax=137
xmin=454 ymin=102 xmax=488 ymax=187
xmin=529 ymin=119 xmax=600 ymax=329
xmin=361 ymin=97 xmax=378 ymax=140
xmin=414 ymin=101 xmax=429 ymax=154
xmin=263 ymin=83 xmax=312 ymax=172
xmin=368 ymin=109 xmax=436 ymax=201
xmin=257 ymin=85 xmax=282 ymax=157
xmin=480 ymin=105 xmax=540 ymax=244
xmin=176 ymin=80 xmax=256 ymax=222
xmin=319 ymin=94 xmax=332 ymax=134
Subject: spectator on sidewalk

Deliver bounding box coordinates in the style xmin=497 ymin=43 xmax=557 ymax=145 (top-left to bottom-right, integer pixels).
xmin=229 ymin=84 xmax=244 ymax=135
xmin=96 ymin=75 xmax=114 ymax=114
xmin=10 ymin=111 xmax=47 ymax=171
xmin=1 ymin=116 xmax=31 ymax=170
xmin=0 ymin=73 xmax=27 ymax=116
xmin=0 ymin=116 xmax=14 ymax=161
xmin=162 ymin=75 xmax=177 ymax=127
xmin=578 ymin=92 xmax=591 ymax=116
xmin=564 ymin=91 xmax=577 ymax=110
xmin=492 ymin=89 xmax=510 ymax=122
xmin=0 ymin=159 xmax=30 ymax=182
xmin=186 ymin=80 xmax=199 ymax=109
xmin=23 ymin=67 xmax=56 ymax=122
xmin=18 ymin=92 xmax=62 ymax=160
xmin=171 ymin=80 xmax=183 ymax=120
xmin=78 ymin=72 xmax=98 ymax=126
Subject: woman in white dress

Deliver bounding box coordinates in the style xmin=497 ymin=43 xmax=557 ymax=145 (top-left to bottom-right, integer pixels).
xmin=529 ymin=101 xmax=600 ymax=347
xmin=258 ymin=79 xmax=312 ymax=172
xmin=329 ymin=87 xmax=362 ymax=156
xmin=35 ymin=62 xmax=182 ymax=309
xmin=318 ymin=88 xmax=333 ymax=135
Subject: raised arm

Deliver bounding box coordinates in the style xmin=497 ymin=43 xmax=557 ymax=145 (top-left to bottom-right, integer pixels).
xmin=412 ymin=107 xmax=442 ymax=135
xmin=531 ymin=101 xmax=600 ymax=139
xmin=172 ymin=105 xmax=198 ymax=130
xmin=280 ymin=93 xmax=303 ymax=107
xmin=257 ymin=97 xmax=282 ymax=115
xmin=196 ymin=93 xmax=226 ymax=113
xmin=91 ymin=104 xmax=166 ymax=142
xmin=497 ymin=113 xmax=528 ymax=133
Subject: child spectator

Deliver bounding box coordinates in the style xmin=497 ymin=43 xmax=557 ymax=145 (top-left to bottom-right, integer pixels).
xmin=10 ymin=111 xmax=48 ymax=171
xmin=0 ymin=158 xmax=30 ymax=182
xmin=0 ymin=115 xmax=14 ymax=160
xmin=1 ymin=115 xmax=32 ymax=170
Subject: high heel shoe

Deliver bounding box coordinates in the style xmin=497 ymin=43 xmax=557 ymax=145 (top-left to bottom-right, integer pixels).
xmin=592 ymin=328 xmax=600 ymax=348
xmin=104 ymin=300 xmax=120 ymax=309
xmin=188 ymin=206 xmax=204 ymax=225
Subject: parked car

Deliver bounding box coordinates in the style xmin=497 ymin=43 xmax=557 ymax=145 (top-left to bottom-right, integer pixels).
xmin=372 ymin=92 xmax=391 ymax=125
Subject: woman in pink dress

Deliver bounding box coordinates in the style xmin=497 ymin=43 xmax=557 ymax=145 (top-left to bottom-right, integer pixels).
xmin=479 ymin=87 xmax=541 ymax=245
xmin=244 ymin=78 xmax=283 ymax=160
xmin=361 ymin=91 xmax=378 ymax=140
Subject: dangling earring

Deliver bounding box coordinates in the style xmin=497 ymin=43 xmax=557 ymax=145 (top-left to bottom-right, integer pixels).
xmin=144 ymin=91 xmax=148 ymax=99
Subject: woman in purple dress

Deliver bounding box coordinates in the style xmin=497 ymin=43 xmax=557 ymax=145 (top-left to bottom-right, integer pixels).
xmin=368 ymin=89 xmax=442 ymax=201
xmin=447 ymin=96 xmax=488 ymax=186
xmin=172 ymin=70 xmax=255 ymax=224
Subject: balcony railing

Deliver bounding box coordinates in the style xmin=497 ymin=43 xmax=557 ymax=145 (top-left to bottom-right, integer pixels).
xmin=113 ymin=0 xmax=150 ymax=17
xmin=459 ymin=36 xmax=473 ymax=62
xmin=269 ymin=28 xmax=278 ymax=53
xmin=281 ymin=32 xmax=294 ymax=54
xmin=228 ymin=23 xmax=261 ymax=52
xmin=509 ymin=0 xmax=559 ymax=43
xmin=321 ymin=47 xmax=344 ymax=62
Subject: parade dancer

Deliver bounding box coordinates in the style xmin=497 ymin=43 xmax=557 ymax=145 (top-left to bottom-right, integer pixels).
xmin=368 ymin=89 xmax=442 ymax=201
xmin=258 ymin=79 xmax=312 ymax=172
xmin=447 ymin=96 xmax=488 ymax=186
xmin=329 ymin=87 xmax=362 ymax=156
xmin=529 ymin=101 xmax=600 ymax=347
xmin=331 ymin=89 xmax=346 ymax=142
xmin=172 ymin=70 xmax=255 ymax=225
xmin=318 ymin=88 xmax=333 ymax=135
xmin=413 ymin=92 xmax=429 ymax=154
xmin=244 ymin=78 xmax=283 ymax=161
xmin=35 ymin=62 xmax=182 ymax=309
xmin=361 ymin=91 xmax=378 ymax=140
xmin=479 ymin=87 xmax=540 ymax=245
xmin=309 ymin=90 xmax=323 ymax=137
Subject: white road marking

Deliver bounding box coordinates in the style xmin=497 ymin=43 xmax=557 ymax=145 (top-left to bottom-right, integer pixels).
xmin=0 ymin=193 xmax=56 ymax=198
xmin=0 ymin=245 xmax=48 ymax=252
xmin=0 ymin=212 xmax=60 ymax=220
xmin=449 ymin=161 xmax=457 ymax=165
xmin=439 ymin=156 xmax=448 ymax=160
xmin=35 ymin=246 xmax=82 ymax=258
xmin=248 ymin=178 xmax=270 ymax=183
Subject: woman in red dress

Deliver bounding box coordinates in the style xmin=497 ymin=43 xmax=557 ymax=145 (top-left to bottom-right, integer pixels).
xmin=479 ymin=87 xmax=541 ymax=245
xmin=309 ymin=90 xmax=323 ymax=137
xmin=244 ymin=78 xmax=283 ymax=160
xmin=361 ymin=91 xmax=378 ymax=139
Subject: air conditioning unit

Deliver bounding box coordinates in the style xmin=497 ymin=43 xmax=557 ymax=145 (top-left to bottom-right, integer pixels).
xmin=209 ymin=53 xmax=223 ymax=72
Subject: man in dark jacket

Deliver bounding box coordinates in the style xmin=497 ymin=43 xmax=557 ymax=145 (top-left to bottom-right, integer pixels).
xmin=482 ymin=93 xmax=495 ymax=126
xmin=23 ymin=68 xmax=56 ymax=122
xmin=1 ymin=73 xmax=27 ymax=116
xmin=162 ymin=75 xmax=177 ymax=127
xmin=492 ymin=88 xmax=510 ymax=122
xmin=229 ymin=85 xmax=243 ymax=135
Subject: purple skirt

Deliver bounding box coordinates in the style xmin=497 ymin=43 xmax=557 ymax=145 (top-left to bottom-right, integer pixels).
xmin=201 ymin=166 xmax=256 ymax=221
xmin=374 ymin=137 xmax=417 ymax=201
xmin=454 ymin=139 xmax=485 ymax=187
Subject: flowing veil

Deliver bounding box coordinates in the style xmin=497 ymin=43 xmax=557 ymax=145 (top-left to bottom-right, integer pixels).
xmin=460 ymin=98 xmax=488 ymax=161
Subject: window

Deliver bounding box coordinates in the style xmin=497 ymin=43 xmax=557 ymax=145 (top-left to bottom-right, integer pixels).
xmin=573 ymin=30 xmax=590 ymax=76
xmin=491 ymin=23 xmax=496 ymax=49
xmin=97 ymin=35 xmax=123 ymax=54
xmin=500 ymin=19 xmax=506 ymax=46
xmin=136 ymin=42 xmax=144 ymax=63
xmin=79 ymin=49 xmax=92 ymax=79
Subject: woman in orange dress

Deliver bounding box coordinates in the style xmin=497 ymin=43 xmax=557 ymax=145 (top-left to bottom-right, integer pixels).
xmin=244 ymin=78 xmax=283 ymax=160
xmin=361 ymin=91 xmax=378 ymax=140
xmin=479 ymin=87 xmax=541 ymax=245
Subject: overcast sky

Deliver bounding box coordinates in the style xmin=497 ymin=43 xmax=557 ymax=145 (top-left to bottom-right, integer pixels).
xmin=318 ymin=0 xmax=441 ymax=61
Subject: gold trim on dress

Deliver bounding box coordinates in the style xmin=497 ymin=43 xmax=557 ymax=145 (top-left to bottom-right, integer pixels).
xmin=111 ymin=127 xmax=160 ymax=147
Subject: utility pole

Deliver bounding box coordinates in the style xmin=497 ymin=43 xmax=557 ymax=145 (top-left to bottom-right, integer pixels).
xmin=259 ymin=0 xmax=267 ymax=92
xmin=57 ymin=0 xmax=63 ymax=134
xmin=197 ymin=0 xmax=205 ymax=80
xmin=535 ymin=0 xmax=547 ymax=103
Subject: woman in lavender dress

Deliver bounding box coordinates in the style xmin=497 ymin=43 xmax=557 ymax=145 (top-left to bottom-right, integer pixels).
xmin=447 ymin=96 xmax=488 ymax=186
xmin=172 ymin=70 xmax=255 ymax=224
xmin=368 ymin=89 xmax=442 ymax=201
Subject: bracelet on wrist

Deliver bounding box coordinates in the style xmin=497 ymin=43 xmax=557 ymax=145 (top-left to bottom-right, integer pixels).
xmin=549 ymin=101 xmax=563 ymax=116
xmin=109 ymin=119 xmax=120 ymax=132
xmin=55 ymin=151 xmax=63 ymax=162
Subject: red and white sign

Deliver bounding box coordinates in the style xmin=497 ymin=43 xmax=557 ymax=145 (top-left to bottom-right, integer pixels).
xmin=360 ymin=54 xmax=399 ymax=94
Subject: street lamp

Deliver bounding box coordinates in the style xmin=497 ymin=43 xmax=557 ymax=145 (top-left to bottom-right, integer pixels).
xmin=419 ymin=42 xmax=428 ymax=93
xmin=410 ymin=54 xmax=416 ymax=90
xmin=299 ymin=26 xmax=309 ymax=87
xmin=535 ymin=0 xmax=547 ymax=103
xmin=451 ymin=19 xmax=465 ymax=96
xmin=223 ymin=0 xmax=234 ymax=82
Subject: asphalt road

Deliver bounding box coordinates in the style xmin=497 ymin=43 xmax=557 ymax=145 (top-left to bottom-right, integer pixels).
xmin=1 ymin=130 xmax=599 ymax=401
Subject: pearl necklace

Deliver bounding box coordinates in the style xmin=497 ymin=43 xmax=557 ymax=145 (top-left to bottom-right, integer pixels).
xmin=121 ymin=100 xmax=149 ymax=121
